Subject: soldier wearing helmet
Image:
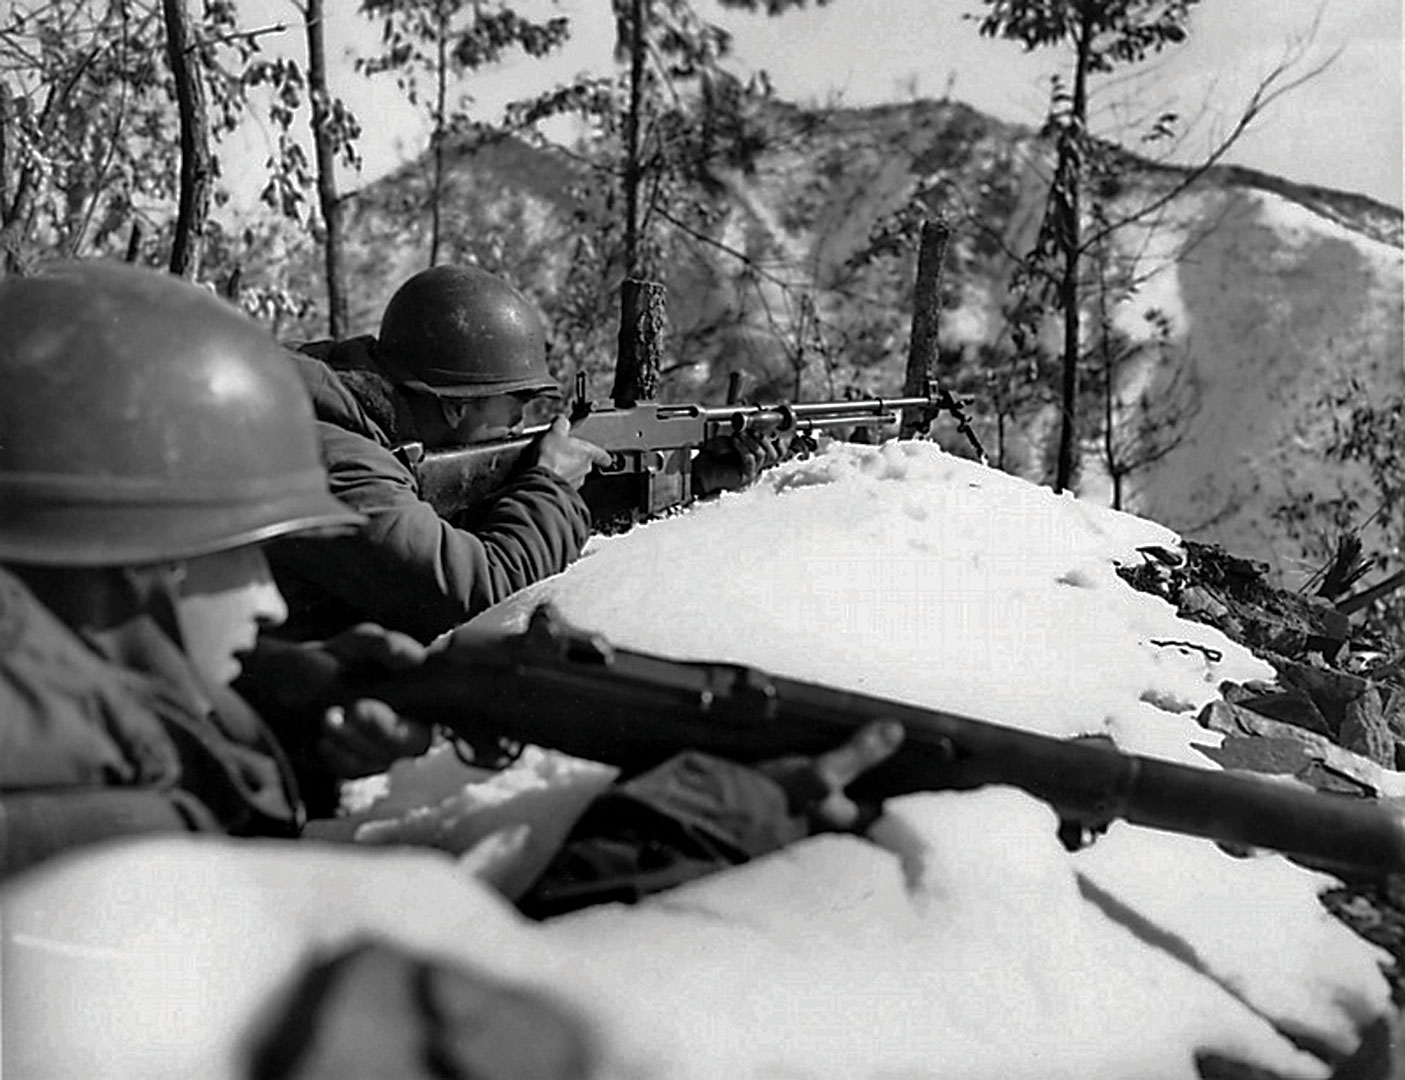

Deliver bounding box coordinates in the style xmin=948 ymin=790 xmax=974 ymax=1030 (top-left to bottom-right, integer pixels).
xmin=262 ymin=265 xmax=608 ymax=645
xmin=0 ymin=262 xmax=435 ymax=878
xmin=267 ymin=265 xmax=775 ymax=644
xmin=0 ymin=260 xmax=897 ymax=902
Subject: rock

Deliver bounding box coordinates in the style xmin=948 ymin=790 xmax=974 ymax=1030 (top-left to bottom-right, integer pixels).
xmin=1269 ymin=659 xmax=1379 ymax=738
xmin=1196 ymin=699 xmax=1405 ymax=797
xmin=1339 ymin=685 xmax=1394 ymax=769
xmin=1220 ymin=682 xmax=1334 ymax=737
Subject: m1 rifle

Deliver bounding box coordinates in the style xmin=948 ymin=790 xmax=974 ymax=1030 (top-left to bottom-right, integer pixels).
xmin=293 ymin=605 xmax=1405 ymax=878
xmin=397 ymin=377 xmax=985 ymax=523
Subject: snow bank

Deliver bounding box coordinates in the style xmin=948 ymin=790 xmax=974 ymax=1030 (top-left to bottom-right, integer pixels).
xmin=472 ymin=441 xmax=1271 ymax=748
xmin=0 ymin=813 xmax=1339 ymax=1080
xmin=1251 ymin=188 xmax=1404 ymax=274
xmin=3 ymin=440 xmax=1394 ymax=1078
xmin=544 ymin=789 xmax=1334 ymax=1080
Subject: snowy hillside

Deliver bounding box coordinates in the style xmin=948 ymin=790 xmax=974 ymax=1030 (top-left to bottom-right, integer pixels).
xmin=4 ymin=440 xmax=1396 ymax=1079
xmin=248 ymin=94 xmax=1403 ymax=594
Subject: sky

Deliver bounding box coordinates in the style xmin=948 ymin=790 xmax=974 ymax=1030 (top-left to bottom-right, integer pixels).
xmin=230 ymin=0 xmax=1403 ymax=214
xmin=4 ymin=438 xmax=1393 ymax=1078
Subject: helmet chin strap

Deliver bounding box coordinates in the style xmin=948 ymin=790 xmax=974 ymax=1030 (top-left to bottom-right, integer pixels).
xmin=120 ymin=561 xmax=189 ymax=649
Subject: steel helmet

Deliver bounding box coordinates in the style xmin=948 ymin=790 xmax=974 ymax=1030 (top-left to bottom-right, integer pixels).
xmin=376 ymin=265 xmax=561 ymax=399
xmin=0 ymin=261 xmax=363 ymax=567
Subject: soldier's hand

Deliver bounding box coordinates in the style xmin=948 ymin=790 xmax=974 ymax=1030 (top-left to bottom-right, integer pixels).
xmin=317 ymin=699 xmax=433 ymax=779
xmin=533 ymin=415 xmax=612 ymax=489
xmin=757 ymin=719 xmax=905 ymax=833
xmin=315 ymin=623 xmax=433 ymax=778
xmin=321 ymin=622 xmax=427 ymax=672
xmin=691 ymin=431 xmax=784 ymax=497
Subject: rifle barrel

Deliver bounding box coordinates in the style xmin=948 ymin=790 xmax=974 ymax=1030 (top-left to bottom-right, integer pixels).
xmin=393 ymin=612 xmax=1405 ymax=878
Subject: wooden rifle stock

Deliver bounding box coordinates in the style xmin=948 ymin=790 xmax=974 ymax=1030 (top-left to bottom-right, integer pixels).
xmin=318 ymin=605 xmax=1405 ymax=878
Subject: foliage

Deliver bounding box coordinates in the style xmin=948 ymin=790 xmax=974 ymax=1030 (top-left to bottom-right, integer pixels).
xmin=972 ymin=0 xmax=1200 ymax=491
xmin=357 ymin=0 xmax=570 ymax=267
xmin=469 ymin=0 xmax=792 ymax=395
xmin=975 ymin=0 xmax=1196 ymax=65
xmin=204 ymin=9 xmax=363 ymax=225
xmin=200 ymin=215 xmax=322 ymax=334
xmin=1270 ymin=384 xmax=1405 ymax=651
xmin=0 ymin=0 xmax=362 ymax=272
xmin=0 ymin=0 xmax=180 ymax=267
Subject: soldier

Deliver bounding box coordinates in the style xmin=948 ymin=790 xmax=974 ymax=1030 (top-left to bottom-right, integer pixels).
xmin=0 ymin=260 xmax=898 ymax=889
xmin=267 ymin=264 xmax=776 ymax=644
xmin=0 ymin=261 xmax=431 ymax=879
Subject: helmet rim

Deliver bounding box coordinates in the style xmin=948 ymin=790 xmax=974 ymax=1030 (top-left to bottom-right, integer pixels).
xmin=0 ymin=486 xmax=362 ymax=567
xmin=0 ymin=260 xmax=362 ymax=566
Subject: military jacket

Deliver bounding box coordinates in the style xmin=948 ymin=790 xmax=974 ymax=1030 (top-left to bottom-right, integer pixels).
xmin=267 ymin=338 xmax=591 ymax=643
xmin=0 ymin=567 xmax=301 ymax=881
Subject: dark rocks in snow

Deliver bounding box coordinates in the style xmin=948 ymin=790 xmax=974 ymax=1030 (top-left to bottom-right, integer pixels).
xmin=1119 ymin=541 xmax=1351 ymax=662
xmin=1120 ymin=538 xmax=1405 ymax=1080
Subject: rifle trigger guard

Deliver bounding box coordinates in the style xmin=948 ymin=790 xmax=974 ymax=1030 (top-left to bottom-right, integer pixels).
xmin=448 ymin=733 xmax=525 ymax=772
xmin=642 ymin=450 xmax=667 ymax=475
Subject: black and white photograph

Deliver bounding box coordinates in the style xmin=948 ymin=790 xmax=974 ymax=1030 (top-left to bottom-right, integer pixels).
xmin=1 ymin=1 xmax=1402 ymax=1077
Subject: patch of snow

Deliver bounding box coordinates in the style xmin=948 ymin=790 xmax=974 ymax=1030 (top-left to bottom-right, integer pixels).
xmin=1109 ymin=217 xmax=1192 ymax=345
xmin=472 ymin=442 xmax=1271 ymax=743
xmin=1074 ymin=823 xmax=1394 ymax=1056
xmin=1252 ymin=188 xmax=1405 ymax=274
xmin=3 ymin=438 xmax=1393 ymax=1079
xmin=539 ymin=790 xmax=1335 ymax=1080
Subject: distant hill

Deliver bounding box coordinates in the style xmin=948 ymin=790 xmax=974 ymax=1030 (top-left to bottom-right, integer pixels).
xmin=292 ymin=95 xmax=1403 ymax=590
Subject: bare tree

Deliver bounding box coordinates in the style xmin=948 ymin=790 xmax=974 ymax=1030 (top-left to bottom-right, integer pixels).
xmin=305 ymin=0 xmax=349 ymax=334
xmin=976 ymin=0 xmax=1338 ymax=493
xmin=163 ymin=0 xmax=213 ymax=278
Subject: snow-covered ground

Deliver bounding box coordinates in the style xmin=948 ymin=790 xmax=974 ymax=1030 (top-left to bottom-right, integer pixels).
xmin=2 ymin=440 xmax=1396 ymax=1079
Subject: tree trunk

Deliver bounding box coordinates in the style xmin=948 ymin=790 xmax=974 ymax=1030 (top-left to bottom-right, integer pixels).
xmin=613 ymin=277 xmax=665 ymax=406
xmin=125 ymin=221 xmax=144 ymax=263
xmin=163 ymin=0 xmax=212 ymax=279
xmin=902 ymin=217 xmax=951 ymax=437
xmin=305 ymin=0 xmax=349 ymax=337
xmin=0 ymin=85 xmax=27 ymax=276
xmin=622 ymin=0 xmax=645 ymax=278
xmin=0 ymin=84 xmax=9 ymax=224
xmin=1052 ymin=10 xmax=1092 ymax=494
xmin=429 ymin=1 xmax=448 ymax=268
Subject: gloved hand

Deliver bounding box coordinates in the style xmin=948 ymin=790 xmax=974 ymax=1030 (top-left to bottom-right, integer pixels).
xmin=757 ymin=719 xmax=905 ymax=833
xmin=313 ymin=624 xmax=435 ymax=778
xmin=691 ymin=431 xmax=785 ymax=498
xmin=532 ymin=416 xmax=612 ymax=489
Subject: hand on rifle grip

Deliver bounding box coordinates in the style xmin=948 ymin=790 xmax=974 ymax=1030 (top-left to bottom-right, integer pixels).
xmin=317 ymin=699 xmax=434 ymax=779
xmin=692 ymin=431 xmax=785 ymax=497
xmin=533 ymin=416 xmax=612 ymax=489
xmin=759 ymin=719 xmax=906 ymax=834
xmin=313 ymin=623 xmax=434 ymax=778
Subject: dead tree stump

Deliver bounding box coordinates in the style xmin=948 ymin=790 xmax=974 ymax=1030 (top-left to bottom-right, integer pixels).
xmin=613 ymin=278 xmax=666 ymax=407
xmin=901 ymin=218 xmax=951 ymax=439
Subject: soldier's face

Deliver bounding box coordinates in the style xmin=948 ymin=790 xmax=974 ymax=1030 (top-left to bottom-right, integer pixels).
xmin=175 ymin=546 xmax=287 ymax=687
xmin=441 ymin=392 xmax=529 ymax=445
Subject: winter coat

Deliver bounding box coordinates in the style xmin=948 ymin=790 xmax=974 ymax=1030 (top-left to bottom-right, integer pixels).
xmin=0 ymin=556 xmax=812 ymax=900
xmin=267 ymin=336 xmax=592 ymax=644
xmin=0 ymin=566 xmax=301 ymax=881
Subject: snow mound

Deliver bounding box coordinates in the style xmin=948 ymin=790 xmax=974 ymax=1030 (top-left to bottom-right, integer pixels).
xmin=529 ymin=788 xmax=1349 ymax=1079
xmin=472 ymin=441 xmax=1271 ymax=742
xmin=0 ymin=794 xmax=1365 ymax=1080
xmin=4 ymin=439 xmax=1391 ymax=1079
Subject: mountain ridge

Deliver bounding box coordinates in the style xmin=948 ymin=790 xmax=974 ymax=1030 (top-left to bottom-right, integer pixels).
xmin=311 ymin=94 xmax=1402 ymax=589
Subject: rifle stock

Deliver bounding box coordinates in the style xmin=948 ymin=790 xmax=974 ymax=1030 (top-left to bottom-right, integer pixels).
xmin=316 ymin=605 xmax=1405 ymax=878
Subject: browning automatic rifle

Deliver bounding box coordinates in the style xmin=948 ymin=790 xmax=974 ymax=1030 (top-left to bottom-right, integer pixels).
xmin=298 ymin=605 xmax=1405 ymax=877
xmin=398 ymin=378 xmax=984 ymax=523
